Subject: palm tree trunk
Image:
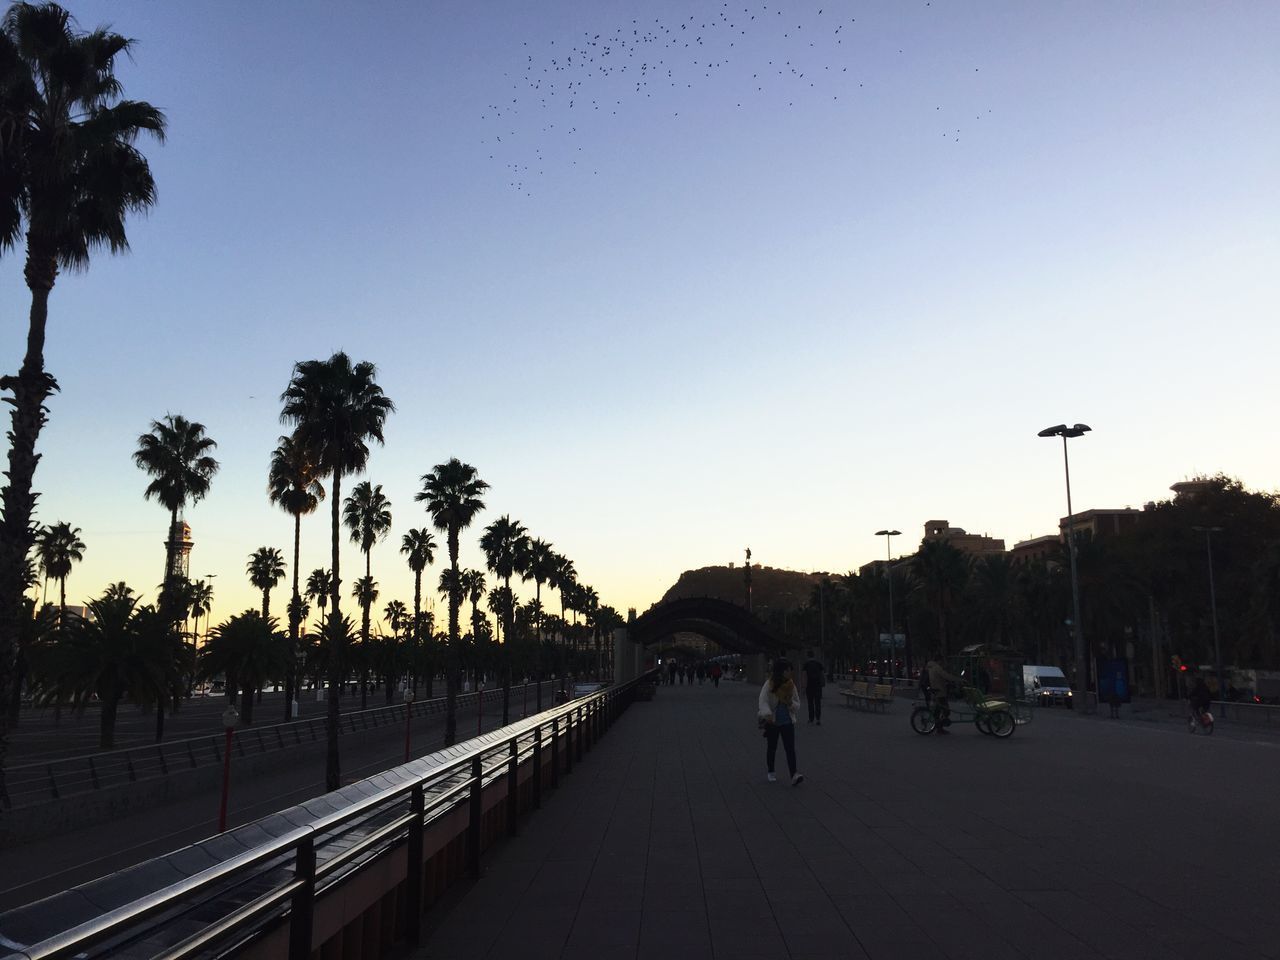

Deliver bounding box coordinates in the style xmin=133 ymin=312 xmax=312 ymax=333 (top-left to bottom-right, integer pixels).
xmin=0 ymin=277 xmax=58 ymax=806
xmin=444 ymin=532 xmax=460 ymax=746
xmin=325 ymin=470 xmax=342 ymax=791
xmin=360 ymin=551 xmax=370 ymax=710
xmin=100 ymin=693 xmax=119 ymax=750
xmin=59 ymin=576 xmax=67 ymax=624
xmin=501 ymin=576 xmax=512 ymax=725
xmin=286 ymin=512 xmax=301 ymax=722
xmin=412 ymin=571 xmax=422 ymax=695
xmin=155 ymin=700 xmax=165 ymax=743
xmin=262 ymin=588 xmax=269 ymax=620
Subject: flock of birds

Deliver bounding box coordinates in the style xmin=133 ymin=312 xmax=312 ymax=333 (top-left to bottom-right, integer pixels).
xmin=477 ymin=1 xmax=990 ymax=195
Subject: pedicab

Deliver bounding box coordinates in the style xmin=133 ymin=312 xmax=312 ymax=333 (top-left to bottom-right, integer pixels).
xmin=910 ymin=644 xmax=1033 ymax=738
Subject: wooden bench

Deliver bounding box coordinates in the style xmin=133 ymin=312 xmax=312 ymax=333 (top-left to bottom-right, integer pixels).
xmin=839 ymin=682 xmax=895 ymax=712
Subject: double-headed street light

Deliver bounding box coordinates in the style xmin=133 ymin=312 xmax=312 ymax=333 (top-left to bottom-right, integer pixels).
xmin=1038 ymin=423 xmax=1091 ymax=708
xmin=875 ymin=530 xmax=901 ymax=679
xmin=1191 ymin=525 xmax=1226 ymax=714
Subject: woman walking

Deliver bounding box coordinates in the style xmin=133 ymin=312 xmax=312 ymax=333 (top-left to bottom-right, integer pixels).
xmin=757 ymin=658 xmax=804 ymax=786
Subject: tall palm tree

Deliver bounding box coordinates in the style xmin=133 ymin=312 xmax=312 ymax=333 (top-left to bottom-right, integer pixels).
xmin=526 ymin=538 xmax=555 ymax=641
xmin=549 ymin=553 xmax=577 ymax=646
xmin=246 ymin=547 xmax=286 ymax=619
xmin=384 ymin=599 xmax=408 ymax=640
xmin=133 ymin=414 xmax=219 ymax=613
xmin=461 ymin=568 xmax=487 ymax=638
xmin=33 ymin=522 xmax=85 ymax=621
xmin=351 ymin=575 xmax=380 ymax=708
xmin=417 ymin=459 xmax=488 ymax=746
xmin=400 ymin=528 xmax=436 ymax=692
xmin=480 ymin=514 xmax=528 ymax=723
xmin=0 ymin=3 xmax=166 ymax=801
xmin=268 ymin=433 xmax=325 ymax=721
xmin=280 ymin=352 xmax=394 ymax=790
xmin=342 ymin=481 xmax=392 ymax=651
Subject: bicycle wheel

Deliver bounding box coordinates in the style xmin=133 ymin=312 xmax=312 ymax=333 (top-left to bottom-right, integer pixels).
xmin=910 ymin=706 xmax=937 ymax=736
xmin=975 ymin=714 xmax=992 ymax=736
xmin=987 ymin=710 xmax=1016 ymax=738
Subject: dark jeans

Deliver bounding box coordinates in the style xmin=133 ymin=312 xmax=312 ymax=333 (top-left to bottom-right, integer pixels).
xmin=806 ymin=688 xmax=823 ymax=722
xmin=765 ymin=723 xmax=797 ymax=776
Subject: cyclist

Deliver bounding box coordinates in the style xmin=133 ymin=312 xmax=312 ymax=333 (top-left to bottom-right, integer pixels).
xmin=1189 ymin=676 xmax=1212 ymax=728
xmin=925 ymin=654 xmax=963 ymax=735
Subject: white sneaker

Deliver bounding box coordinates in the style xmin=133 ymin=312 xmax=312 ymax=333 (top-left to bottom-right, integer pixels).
xmin=792 ymin=773 xmax=805 ymax=786
xmin=767 ymin=772 xmax=777 ymax=783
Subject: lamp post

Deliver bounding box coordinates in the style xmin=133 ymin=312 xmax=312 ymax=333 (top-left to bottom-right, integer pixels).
xmin=218 ymin=705 xmax=239 ymax=832
xmin=1191 ymin=525 xmax=1226 ymax=714
xmin=875 ymin=530 xmax=901 ymax=680
xmin=403 ymin=688 xmax=414 ymax=763
xmin=1038 ymin=423 xmax=1091 ymax=709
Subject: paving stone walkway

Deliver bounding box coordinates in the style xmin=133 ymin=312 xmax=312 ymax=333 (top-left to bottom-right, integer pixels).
xmin=416 ymin=679 xmax=1280 ymax=960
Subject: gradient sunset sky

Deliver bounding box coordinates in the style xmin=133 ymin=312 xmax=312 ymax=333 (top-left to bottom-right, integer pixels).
xmin=2 ymin=0 xmax=1277 ymax=629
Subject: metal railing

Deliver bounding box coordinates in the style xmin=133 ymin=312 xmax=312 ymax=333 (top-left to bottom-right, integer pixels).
xmin=4 ymin=682 xmax=555 ymax=810
xmin=0 ymin=672 xmax=656 ymax=960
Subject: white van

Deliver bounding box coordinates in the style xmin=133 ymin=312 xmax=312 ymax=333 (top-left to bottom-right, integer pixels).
xmin=1024 ymin=665 xmax=1072 ymax=705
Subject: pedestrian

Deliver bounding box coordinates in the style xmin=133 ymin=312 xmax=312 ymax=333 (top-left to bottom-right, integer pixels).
xmin=667 ymin=660 xmax=677 ymax=686
xmin=801 ymin=649 xmax=825 ymax=725
xmin=757 ymin=657 xmax=804 ymax=785
xmin=710 ymin=662 xmax=722 ymax=688
xmin=696 ymin=662 xmax=706 ymax=685
xmin=685 ymin=663 xmax=695 ymax=686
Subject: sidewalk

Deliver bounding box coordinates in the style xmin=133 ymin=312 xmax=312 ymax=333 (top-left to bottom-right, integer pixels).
xmin=415 ymin=680 xmax=1280 ymax=960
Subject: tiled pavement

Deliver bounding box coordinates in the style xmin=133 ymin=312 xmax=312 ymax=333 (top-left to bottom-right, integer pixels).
xmin=415 ymin=680 xmax=1280 ymax=960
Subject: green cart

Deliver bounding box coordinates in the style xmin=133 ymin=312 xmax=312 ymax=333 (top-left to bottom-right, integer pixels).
xmin=910 ymin=644 xmax=1033 ymax=738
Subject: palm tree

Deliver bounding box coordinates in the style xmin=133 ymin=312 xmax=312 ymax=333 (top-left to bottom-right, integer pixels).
xmin=268 ymin=433 xmax=325 ymax=721
xmin=417 ymin=459 xmax=488 ymax=746
xmin=400 ymin=528 xmax=436 ymax=693
xmin=280 ymin=352 xmax=393 ymax=790
xmin=34 ymin=585 xmax=183 ymax=748
xmin=33 ymin=522 xmax=85 ymax=622
xmin=549 ymin=553 xmax=577 ymax=645
xmin=246 ymin=547 xmax=286 ymax=619
xmin=526 ymin=538 xmax=555 ymax=640
xmin=342 ymin=481 xmax=392 ymax=653
xmin=461 ymin=568 xmax=487 ymax=639
xmin=384 ymin=599 xmax=408 ymax=640
xmin=0 ymin=3 xmax=166 ymax=800
xmin=305 ymin=568 xmax=332 ymax=617
xmin=480 ymin=515 xmax=528 ymax=723
xmin=911 ymin=539 xmax=971 ymax=656
xmin=133 ymin=414 xmax=219 ymax=616
xmin=188 ymin=578 xmax=214 ymax=648
xmin=352 ymin=575 xmax=380 ymax=707
xmin=200 ymin=611 xmax=287 ymax=728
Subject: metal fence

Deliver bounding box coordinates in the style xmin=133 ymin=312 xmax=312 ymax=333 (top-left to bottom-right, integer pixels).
xmin=4 ymin=682 xmax=555 ymax=810
xmin=1 ymin=672 xmax=658 ymax=960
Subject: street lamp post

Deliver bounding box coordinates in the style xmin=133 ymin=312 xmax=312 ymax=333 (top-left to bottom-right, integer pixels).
xmin=875 ymin=530 xmax=901 ymax=681
xmin=1191 ymin=525 xmax=1226 ymax=715
xmin=1038 ymin=424 xmax=1091 ymax=710
xmin=218 ymin=705 xmax=239 ymax=832
xmin=403 ymin=688 xmax=414 ymax=763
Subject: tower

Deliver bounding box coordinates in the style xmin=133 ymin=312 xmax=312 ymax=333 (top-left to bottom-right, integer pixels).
xmin=165 ymin=518 xmax=194 ymax=583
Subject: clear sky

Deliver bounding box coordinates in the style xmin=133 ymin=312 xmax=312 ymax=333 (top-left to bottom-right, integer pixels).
xmin=3 ymin=0 xmax=1277 ymax=629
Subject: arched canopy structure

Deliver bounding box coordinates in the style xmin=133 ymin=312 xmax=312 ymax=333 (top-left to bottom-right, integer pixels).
xmin=630 ymin=597 xmax=787 ymax=655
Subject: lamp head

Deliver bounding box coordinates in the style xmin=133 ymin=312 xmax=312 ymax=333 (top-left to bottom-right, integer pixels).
xmin=875 ymin=529 xmax=901 ymax=537
xmin=1037 ymin=424 xmax=1067 ymax=438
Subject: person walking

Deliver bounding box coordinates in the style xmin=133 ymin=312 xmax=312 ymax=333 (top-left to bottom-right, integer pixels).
xmin=710 ymin=662 xmax=722 ymax=688
xmin=757 ymin=657 xmax=804 ymax=785
xmin=667 ymin=660 xmax=677 ymax=686
xmin=801 ymin=650 xmax=825 ymax=725
xmin=685 ymin=663 xmax=695 ymax=686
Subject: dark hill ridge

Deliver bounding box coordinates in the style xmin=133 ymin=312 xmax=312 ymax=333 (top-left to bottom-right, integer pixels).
xmin=658 ymin=565 xmax=823 ymax=611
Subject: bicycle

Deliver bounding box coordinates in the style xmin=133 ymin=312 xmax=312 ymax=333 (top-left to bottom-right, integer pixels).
xmin=910 ymin=692 xmax=1016 ymax=738
xmin=1188 ymin=708 xmax=1214 ymax=735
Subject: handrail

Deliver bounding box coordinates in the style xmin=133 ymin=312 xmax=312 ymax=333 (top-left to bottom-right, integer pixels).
xmin=1 ymin=671 xmax=658 ymax=960
xmin=4 ymin=681 xmax=554 ymax=809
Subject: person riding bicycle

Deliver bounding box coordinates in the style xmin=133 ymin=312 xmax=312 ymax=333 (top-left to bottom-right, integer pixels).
xmin=1189 ymin=676 xmax=1212 ymax=724
xmin=926 ymin=654 xmax=963 ymax=735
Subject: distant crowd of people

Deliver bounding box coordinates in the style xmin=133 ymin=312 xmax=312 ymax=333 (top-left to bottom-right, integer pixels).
xmin=661 ymin=659 xmax=724 ymax=687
